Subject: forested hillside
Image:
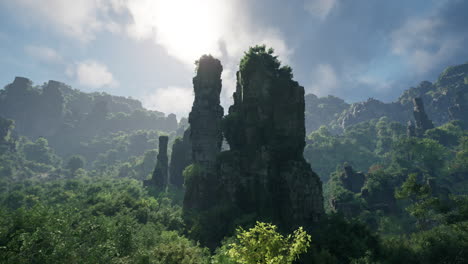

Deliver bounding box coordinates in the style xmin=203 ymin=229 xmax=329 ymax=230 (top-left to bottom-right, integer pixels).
xmin=0 ymin=49 xmax=467 ymax=263
xmin=304 ymin=63 xmax=468 ymax=134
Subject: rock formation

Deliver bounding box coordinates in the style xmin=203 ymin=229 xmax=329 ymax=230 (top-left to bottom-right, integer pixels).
xmin=183 ymin=55 xmax=224 ymax=216
xmin=406 ymin=120 xmax=416 ymax=137
xmin=0 ymin=117 xmax=15 ymax=152
xmin=449 ymin=91 xmax=468 ymax=127
xmin=169 ymin=128 xmax=192 ymax=188
xmin=183 ymin=48 xmax=324 ymax=247
xmin=150 ymin=135 xmax=169 ymax=188
xmin=341 ymin=165 xmax=366 ymax=193
xmin=329 ymin=165 xmax=366 ymax=217
xmin=189 ymin=56 xmax=224 ymax=169
xmin=166 ymin=113 xmax=178 ymax=132
xmin=413 ymin=97 xmax=434 ymax=136
xmin=304 ymin=94 xmax=349 ymax=134
xmin=221 ymin=47 xmax=324 ymax=228
xmin=330 ymin=164 xmax=397 ymax=218
xmin=336 ymin=98 xmax=408 ymax=130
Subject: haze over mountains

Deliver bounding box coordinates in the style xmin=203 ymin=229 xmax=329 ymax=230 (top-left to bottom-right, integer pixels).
xmin=3 ymin=61 xmax=467 ymax=140
xmin=1 ymin=46 xmax=467 ymax=262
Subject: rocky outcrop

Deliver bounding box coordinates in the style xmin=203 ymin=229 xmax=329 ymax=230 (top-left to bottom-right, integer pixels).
xmin=413 ymin=97 xmax=434 ymax=137
xmin=39 ymin=81 xmax=65 ymax=136
xmin=183 ymin=48 xmax=324 ymax=247
xmin=169 ymin=128 xmax=192 ymax=188
xmin=183 ymin=55 xmax=224 ymax=216
xmin=150 ymin=135 xmax=169 ymax=188
xmin=189 ymin=56 xmax=224 ymax=169
xmin=221 ymin=48 xmax=324 ymax=229
xmin=166 ymin=113 xmax=178 ymax=132
xmin=449 ymin=91 xmax=468 ymax=127
xmin=336 ymin=98 xmax=408 ymax=130
xmin=176 ymin=117 xmax=189 ymax=137
xmin=0 ymin=117 xmax=15 ymax=152
xmin=304 ymin=94 xmax=349 ymax=133
xmin=407 ymin=120 xmax=416 ymax=137
xmin=10 ymin=76 xmax=32 ymax=88
xmin=328 ymin=64 xmax=468 ymax=131
xmin=330 ymin=164 xmax=397 ymax=217
xmin=329 ymin=165 xmax=366 ymax=217
xmin=341 ymin=165 xmax=366 ymax=193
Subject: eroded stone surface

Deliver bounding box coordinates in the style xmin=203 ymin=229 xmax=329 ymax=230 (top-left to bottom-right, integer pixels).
xmin=169 ymin=128 xmax=192 ymax=188
xmin=151 ymin=135 xmax=169 ymax=188
xmin=413 ymin=97 xmax=434 ymax=136
xmin=183 ymin=49 xmax=324 ymax=247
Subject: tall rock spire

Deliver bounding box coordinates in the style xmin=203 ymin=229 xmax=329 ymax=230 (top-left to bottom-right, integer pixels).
xmin=413 ymin=97 xmax=434 ymax=136
xmin=183 ymin=55 xmax=224 ymax=225
xmin=189 ymin=55 xmax=224 ymax=168
xmin=183 ymin=48 xmax=324 ymax=248
xmin=222 ymin=46 xmax=323 ymax=230
xmin=169 ymin=128 xmax=192 ymax=188
xmin=151 ymin=135 xmax=169 ymax=188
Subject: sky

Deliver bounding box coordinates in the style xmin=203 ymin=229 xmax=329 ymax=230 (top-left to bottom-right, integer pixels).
xmin=0 ymin=0 xmax=467 ymax=119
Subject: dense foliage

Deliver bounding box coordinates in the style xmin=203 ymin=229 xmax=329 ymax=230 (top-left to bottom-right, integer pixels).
xmin=1 ymin=52 xmax=467 ymax=263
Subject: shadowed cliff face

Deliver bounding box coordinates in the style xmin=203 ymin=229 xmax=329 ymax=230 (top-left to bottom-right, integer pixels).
xmin=169 ymin=128 xmax=192 ymax=188
xmin=412 ymin=97 xmax=434 ymax=137
xmin=150 ymin=135 xmax=169 ymax=188
xmin=183 ymin=55 xmax=224 ymax=240
xmin=189 ymin=55 xmax=224 ymax=169
xmin=183 ymin=48 xmax=324 ymax=248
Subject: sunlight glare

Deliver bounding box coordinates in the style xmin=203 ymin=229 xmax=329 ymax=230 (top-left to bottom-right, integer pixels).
xmin=152 ymin=0 xmax=228 ymax=64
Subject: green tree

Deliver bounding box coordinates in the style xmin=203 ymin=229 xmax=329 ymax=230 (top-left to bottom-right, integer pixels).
xmin=66 ymin=155 xmax=85 ymax=173
xmin=395 ymin=173 xmax=439 ymax=230
xmin=22 ymin=137 xmax=59 ymax=165
xmin=391 ymin=138 xmax=448 ymax=176
xmin=224 ymin=222 xmax=311 ymax=264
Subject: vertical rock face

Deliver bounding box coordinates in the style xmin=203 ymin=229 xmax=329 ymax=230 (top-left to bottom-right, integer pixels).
xmin=449 ymin=91 xmax=468 ymax=127
xmin=0 ymin=77 xmax=35 ymax=133
xmin=39 ymin=81 xmax=65 ymax=136
xmin=222 ymin=47 xmax=323 ymax=229
xmin=342 ymin=165 xmax=366 ymax=193
xmin=189 ymin=55 xmax=224 ymax=168
xmin=183 ymin=48 xmax=324 ymax=247
xmin=151 ymin=135 xmax=169 ymax=188
xmin=183 ymin=55 xmax=224 ymax=218
xmin=11 ymin=76 xmax=32 ymax=88
xmin=169 ymin=128 xmax=192 ymax=188
xmin=166 ymin=113 xmax=178 ymax=132
xmin=0 ymin=117 xmax=15 ymax=152
xmin=406 ymin=120 xmax=416 ymax=137
xmin=413 ymin=97 xmax=434 ymax=136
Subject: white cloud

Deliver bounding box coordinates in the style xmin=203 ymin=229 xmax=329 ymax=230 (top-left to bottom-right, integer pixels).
xmin=124 ymin=0 xmax=291 ymax=66
xmin=304 ymin=0 xmax=338 ymax=20
xmin=357 ymin=75 xmax=393 ymax=93
xmin=5 ymin=0 xmax=291 ymax=66
xmin=67 ymin=60 xmax=118 ymax=88
xmin=391 ymin=17 xmax=461 ymax=74
xmin=142 ymin=86 xmax=194 ymax=118
xmin=4 ymin=0 xmax=121 ymax=42
xmin=24 ymin=45 xmax=63 ymax=64
xmin=7 ymin=0 xmax=293 ymax=113
xmin=390 ymin=18 xmax=443 ymax=57
xmin=408 ymin=38 xmax=460 ymax=74
xmin=309 ymin=64 xmax=339 ymax=96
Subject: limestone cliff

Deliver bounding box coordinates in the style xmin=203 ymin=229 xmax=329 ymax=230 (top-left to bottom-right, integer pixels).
xmin=183 ymin=48 xmax=324 ymax=247
xmin=151 ymin=135 xmax=169 ymax=188
xmin=183 ymin=55 xmax=224 ymax=216
xmin=169 ymin=128 xmax=192 ymax=188
xmin=412 ymin=97 xmax=434 ymax=137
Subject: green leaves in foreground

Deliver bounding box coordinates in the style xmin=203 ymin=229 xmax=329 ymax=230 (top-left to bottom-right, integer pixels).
xmin=225 ymin=222 xmax=311 ymax=264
